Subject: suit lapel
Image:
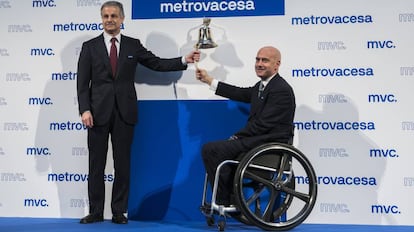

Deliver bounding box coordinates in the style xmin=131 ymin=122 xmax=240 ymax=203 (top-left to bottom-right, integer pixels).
xmin=117 ymin=35 xmax=129 ymax=76
xmin=250 ymin=74 xmax=280 ymax=118
xmin=94 ymin=34 xmax=112 ymax=76
xmin=249 ymin=81 xmax=262 ymax=119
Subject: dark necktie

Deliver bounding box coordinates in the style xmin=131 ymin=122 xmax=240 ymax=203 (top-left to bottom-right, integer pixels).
xmin=258 ymin=81 xmax=264 ymax=99
xmin=110 ymin=37 xmax=118 ymax=77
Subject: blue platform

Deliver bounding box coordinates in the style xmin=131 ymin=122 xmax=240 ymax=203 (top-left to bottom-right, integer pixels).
xmin=1 ymin=218 xmax=413 ymax=232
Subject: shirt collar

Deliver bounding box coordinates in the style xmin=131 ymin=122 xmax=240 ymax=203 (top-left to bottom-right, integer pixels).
xmin=261 ymin=73 xmax=278 ymax=87
xmin=103 ymin=32 xmax=121 ymax=44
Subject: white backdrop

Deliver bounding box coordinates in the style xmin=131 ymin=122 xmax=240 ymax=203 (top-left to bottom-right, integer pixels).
xmin=1 ymin=0 xmax=414 ymax=226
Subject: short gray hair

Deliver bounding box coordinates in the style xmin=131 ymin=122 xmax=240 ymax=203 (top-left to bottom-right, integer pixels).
xmin=101 ymin=1 xmax=125 ymax=18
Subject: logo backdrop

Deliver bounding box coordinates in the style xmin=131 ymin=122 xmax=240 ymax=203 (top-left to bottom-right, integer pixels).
xmin=0 ymin=0 xmax=413 ymax=226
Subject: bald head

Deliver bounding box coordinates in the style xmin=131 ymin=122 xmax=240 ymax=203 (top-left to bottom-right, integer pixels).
xmin=258 ymin=46 xmax=281 ymax=62
xmin=255 ymin=46 xmax=281 ymax=80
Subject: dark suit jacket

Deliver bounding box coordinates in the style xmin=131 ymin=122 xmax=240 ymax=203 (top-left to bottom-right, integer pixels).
xmin=77 ymin=33 xmax=187 ymax=125
xmin=216 ymin=73 xmax=296 ymax=148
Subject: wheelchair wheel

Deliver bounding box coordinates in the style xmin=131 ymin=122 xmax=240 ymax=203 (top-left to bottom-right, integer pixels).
xmin=228 ymin=211 xmax=251 ymax=225
xmin=233 ymin=143 xmax=317 ymax=231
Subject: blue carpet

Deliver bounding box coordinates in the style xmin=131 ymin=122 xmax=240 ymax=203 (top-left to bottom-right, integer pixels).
xmin=0 ymin=218 xmax=413 ymax=232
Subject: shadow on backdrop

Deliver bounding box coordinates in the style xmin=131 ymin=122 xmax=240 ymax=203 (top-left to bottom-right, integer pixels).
xmin=295 ymin=94 xmax=387 ymax=224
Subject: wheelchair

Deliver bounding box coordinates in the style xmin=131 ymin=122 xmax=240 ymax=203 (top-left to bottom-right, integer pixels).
xmin=200 ymin=142 xmax=317 ymax=231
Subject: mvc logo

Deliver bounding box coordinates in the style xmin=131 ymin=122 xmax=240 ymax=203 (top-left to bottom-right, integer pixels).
xmin=8 ymin=24 xmax=32 ymax=32
xmin=26 ymin=147 xmax=51 ymax=155
xmin=400 ymin=67 xmax=414 ymax=76
xmin=318 ymin=94 xmax=347 ymax=103
xmin=368 ymin=94 xmax=397 ymax=103
xmin=3 ymin=122 xmax=29 ymax=131
xmin=1 ymin=173 xmax=26 ymax=181
xmin=401 ymin=121 xmax=414 ymax=130
xmin=369 ymin=149 xmax=398 ymax=158
xmin=24 ymin=199 xmax=49 ymax=207
xmin=403 ymin=177 xmax=414 ymax=186
xmin=371 ymin=205 xmax=400 ymax=214
xmin=32 ymin=0 xmax=56 ymax=7
xmin=30 ymin=48 xmax=55 ymax=56
xmin=320 ymin=203 xmax=350 ymax=213
xmin=319 ymin=148 xmax=348 ymax=158
xmin=367 ymin=40 xmax=395 ymax=49
xmin=72 ymin=147 xmax=88 ymax=156
xmin=317 ymin=41 xmax=346 ymax=50
xmin=77 ymin=0 xmax=101 ymax=7
xmin=28 ymin=97 xmax=53 ymax=105
xmin=6 ymin=73 xmax=31 ymax=81
xmin=70 ymin=198 xmax=89 ymax=208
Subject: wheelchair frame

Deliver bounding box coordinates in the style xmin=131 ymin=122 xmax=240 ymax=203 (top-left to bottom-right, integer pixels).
xmin=200 ymin=142 xmax=318 ymax=231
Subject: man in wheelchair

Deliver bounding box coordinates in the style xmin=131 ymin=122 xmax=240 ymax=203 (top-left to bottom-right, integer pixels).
xmin=195 ymin=46 xmax=296 ymax=207
xmin=196 ymin=46 xmax=317 ymax=231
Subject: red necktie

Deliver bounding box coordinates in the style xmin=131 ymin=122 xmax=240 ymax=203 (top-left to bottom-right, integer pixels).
xmin=110 ymin=37 xmax=118 ymax=77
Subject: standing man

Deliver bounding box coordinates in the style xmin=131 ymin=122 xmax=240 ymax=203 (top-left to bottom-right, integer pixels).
xmin=77 ymin=1 xmax=200 ymax=224
xmin=195 ymin=46 xmax=295 ymax=206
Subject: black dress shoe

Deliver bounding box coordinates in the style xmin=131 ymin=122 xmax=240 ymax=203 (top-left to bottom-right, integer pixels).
xmin=216 ymin=197 xmax=231 ymax=207
xmin=79 ymin=214 xmax=104 ymax=224
xmin=112 ymin=214 xmax=128 ymax=224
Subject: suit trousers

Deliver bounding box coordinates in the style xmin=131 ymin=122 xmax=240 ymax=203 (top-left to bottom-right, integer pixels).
xmin=87 ymin=103 xmax=135 ymax=215
xmin=201 ymin=139 xmax=250 ymax=205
